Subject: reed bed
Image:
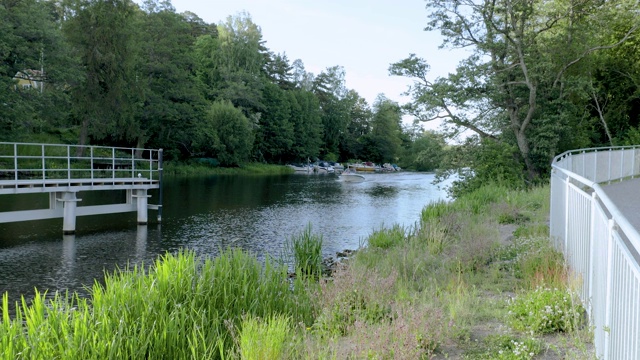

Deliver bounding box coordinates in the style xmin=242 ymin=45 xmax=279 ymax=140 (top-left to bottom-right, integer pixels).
xmin=284 ymin=224 xmax=323 ymax=278
xmin=0 ymin=249 xmax=315 ymax=360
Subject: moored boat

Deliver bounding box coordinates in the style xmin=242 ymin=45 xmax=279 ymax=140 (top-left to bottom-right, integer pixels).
xmin=350 ymin=162 xmax=379 ymax=173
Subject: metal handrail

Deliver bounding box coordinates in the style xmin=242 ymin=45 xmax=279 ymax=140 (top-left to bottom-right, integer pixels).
xmin=551 ymin=145 xmax=640 ymax=359
xmin=0 ymin=142 xmax=162 ymax=186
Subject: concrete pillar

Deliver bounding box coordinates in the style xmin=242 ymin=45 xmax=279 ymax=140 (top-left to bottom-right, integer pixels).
xmin=133 ymin=189 xmax=151 ymax=225
xmin=58 ymin=192 xmax=81 ymax=234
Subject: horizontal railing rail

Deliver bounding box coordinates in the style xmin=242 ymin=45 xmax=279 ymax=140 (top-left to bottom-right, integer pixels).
xmin=551 ymin=145 xmax=640 ymax=359
xmin=0 ymin=142 xmax=162 ymax=190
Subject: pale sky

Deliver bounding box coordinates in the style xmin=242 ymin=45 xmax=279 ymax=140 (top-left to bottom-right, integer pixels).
xmin=170 ymin=0 xmax=468 ymax=112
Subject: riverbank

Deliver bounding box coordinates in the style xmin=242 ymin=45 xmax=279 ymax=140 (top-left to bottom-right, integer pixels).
xmin=0 ymin=184 xmax=595 ymax=359
xmin=298 ymin=184 xmax=595 ymax=359
xmin=163 ymin=160 xmax=294 ymax=175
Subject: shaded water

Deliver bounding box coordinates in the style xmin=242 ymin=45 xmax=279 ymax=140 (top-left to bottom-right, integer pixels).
xmin=0 ymin=172 xmax=449 ymax=305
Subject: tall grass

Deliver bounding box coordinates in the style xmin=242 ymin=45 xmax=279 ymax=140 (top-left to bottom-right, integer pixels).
xmin=238 ymin=314 xmax=290 ymax=360
xmin=0 ymin=249 xmax=315 ymax=359
xmin=296 ymin=184 xmax=594 ymax=359
xmin=285 ymin=224 xmax=323 ymax=278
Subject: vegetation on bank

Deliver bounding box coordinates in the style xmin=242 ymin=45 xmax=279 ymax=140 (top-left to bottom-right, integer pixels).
xmin=163 ymin=160 xmax=294 ymax=176
xmin=0 ymin=184 xmax=594 ymax=359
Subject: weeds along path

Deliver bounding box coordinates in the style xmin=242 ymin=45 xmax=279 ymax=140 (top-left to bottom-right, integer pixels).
xmin=305 ymin=185 xmax=596 ymax=360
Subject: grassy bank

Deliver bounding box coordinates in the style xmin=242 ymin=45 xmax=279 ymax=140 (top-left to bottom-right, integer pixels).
xmin=0 ymin=185 xmax=595 ymax=359
xmin=163 ymin=161 xmax=293 ymax=176
xmin=297 ymin=184 xmax=595 ymax=359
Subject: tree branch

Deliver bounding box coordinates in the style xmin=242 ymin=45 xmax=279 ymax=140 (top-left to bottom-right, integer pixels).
xmin=553 ymin=25 xmax=639 ymax=87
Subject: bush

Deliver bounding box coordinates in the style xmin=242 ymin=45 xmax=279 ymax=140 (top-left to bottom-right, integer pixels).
xmin=507 ymin=287 xmax=584 ymax=334
xmin=465 ymin=334 xmax=542 ymax=360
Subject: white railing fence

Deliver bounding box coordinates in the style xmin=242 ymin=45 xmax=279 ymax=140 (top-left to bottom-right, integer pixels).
xmin=0 ymin=142 xmax=162 ymax=184
xmin=551 ymin=146 xmax=640 ymax=360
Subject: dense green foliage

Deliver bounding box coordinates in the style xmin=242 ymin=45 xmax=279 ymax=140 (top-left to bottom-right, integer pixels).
xmin=0 ymin=0 xmax=428 ymax=170
xmin=391 ymin=0 xmax=640 ymax=189
xmin=2 ymin=0 xmax=638 ymax=188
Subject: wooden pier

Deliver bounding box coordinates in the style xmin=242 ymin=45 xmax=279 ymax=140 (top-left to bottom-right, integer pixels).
xmin=0 ymin=142 xmax=163 ymax=234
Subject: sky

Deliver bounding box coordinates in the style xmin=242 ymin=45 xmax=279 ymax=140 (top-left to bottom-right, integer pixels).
xmin=170 ymin=0 xmax=469 ymax=123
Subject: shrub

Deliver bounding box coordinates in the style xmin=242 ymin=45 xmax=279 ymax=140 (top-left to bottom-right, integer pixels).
xmin=465 ymin=334 xmax=542 ymax=360
xmin=507 ymin=286 xmax=584 ymax=334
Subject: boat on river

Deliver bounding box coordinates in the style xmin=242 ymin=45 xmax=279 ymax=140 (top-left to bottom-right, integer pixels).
xmin=339 ymin=167 xmax=365 ymax=182
xmin=351 ymin=162 xmax=379 ymax=173
xmin=287 ymin=163 xmax=312 ymax=173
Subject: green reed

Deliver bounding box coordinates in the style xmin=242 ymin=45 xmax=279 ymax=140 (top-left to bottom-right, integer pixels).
xmin=0 ymin=249 xmax=315 ymax=359
xmin=238 ymin=314 xmax=290 ymax=360
xmin=285 ymin=223 xmax=324 ymax=278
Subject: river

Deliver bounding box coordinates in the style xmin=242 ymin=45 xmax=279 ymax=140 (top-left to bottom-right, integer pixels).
xmin=0 ymin=171 xmax=449 ymax=305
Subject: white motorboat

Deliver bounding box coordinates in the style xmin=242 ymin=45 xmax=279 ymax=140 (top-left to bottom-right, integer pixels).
xmin=339 ymin=167 xmax=365 ymax=182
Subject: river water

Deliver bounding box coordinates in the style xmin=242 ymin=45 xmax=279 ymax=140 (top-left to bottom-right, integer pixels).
xmin=0 ymin=172 xmax=449 ymax=305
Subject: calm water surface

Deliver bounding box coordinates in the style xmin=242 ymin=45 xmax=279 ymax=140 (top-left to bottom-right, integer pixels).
xmin=0 ymin=172 xmax=449 ymax=304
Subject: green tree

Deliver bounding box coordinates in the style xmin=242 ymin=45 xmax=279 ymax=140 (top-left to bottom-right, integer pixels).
xmin=264 ymin=52 xmax=294 ymax=90
xmin=400 ymin=130 xmax=446 ymax=171
xmin=63 ymin=0 xmax=140 ymax=148
xmin=392 ymin=0 xmax=639 ymax=181
xmin=291 ymin=59 xmax=315 ymax=91
xmin=313 ymin=66 xmax=350 ymax=157
xmin=193 ymin=100 xmax=254 ymax=166
xmin=288 ymin=89 xmax=323 ymax=161
xmin=360 ymin=95 xmax=403 ymax=163
xmin=0 ymin=0 xmax=78 ymax=140
xmin=195 ymin=12 xmax=266 ymax=115
xmin=341 ymin=90 xmax=372 ymax=161
xmin=136 ymin=1 xmax=208 ymax=157
xmin=437 ymin=137 xmax=526 ymax=198
xmin=255 ymin=82 xmax=294 ymax=162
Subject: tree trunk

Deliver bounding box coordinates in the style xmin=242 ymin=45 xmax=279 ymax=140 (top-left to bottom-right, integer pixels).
xmin=514 ymin=128 xmax=537 ymax=181
xmin=77 ymin=118 xmax=89 ymax=157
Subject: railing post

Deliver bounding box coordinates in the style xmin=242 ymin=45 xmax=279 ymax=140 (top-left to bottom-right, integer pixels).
xmin=111 ymin=147 xmax=115 ymax=179
xmin=564 ymin=176 xmax=571 ymax=253
xmin=66 ymin=145 xmax=71 ymax=183
xmin=13 ymin=143 xmax=17 ymax=183
xmin=603 ymin=218 xmax=615 ymax=359
xmin=41 ymin=144 xmax=45 ymax=181
xmin=90 ymin=147 xmax=94 ymax=181
xmin=588 ymin=191 xmax=597 ymax=315
xmin=621 ymin=149 xmax=624 ymax=180
xmin=633 ymin=147 xmax=637 ymax=179
xmin=608 ymin=149 xmax=612 ymax=184
xmin=594 ymin=149 xmax=598 ymax=182
xmin=130 ymin=148 xmax=135 ymax=178
xmin=157 ymin=149 xmax=163 ymax=223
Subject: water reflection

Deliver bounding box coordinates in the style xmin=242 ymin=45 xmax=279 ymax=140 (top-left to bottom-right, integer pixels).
xmin=136 ymin=225 xmax=147 ymax=261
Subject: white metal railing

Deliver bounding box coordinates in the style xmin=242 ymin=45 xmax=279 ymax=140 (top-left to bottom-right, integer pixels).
xmin=0 ymin=142 xmax=163 ymax=188
xmin=551 ymin=146 xmax=640 ymax=360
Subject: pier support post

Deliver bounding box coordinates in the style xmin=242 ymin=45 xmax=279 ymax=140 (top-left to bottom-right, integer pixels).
xmin=133 ymin=189 xmax=151 ymax=225
xmin=58 ymin=192 xmax=81 ymax=234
